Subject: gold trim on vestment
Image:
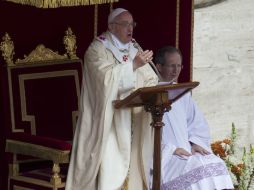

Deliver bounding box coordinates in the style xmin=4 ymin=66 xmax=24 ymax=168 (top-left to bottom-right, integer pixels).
xmin=122 ymin=177 xmax=128 ymax=190
xmin=6 ymin=139 xmax=70 ymax=163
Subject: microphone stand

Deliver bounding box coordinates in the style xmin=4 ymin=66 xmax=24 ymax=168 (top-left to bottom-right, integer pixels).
xmin=133 ymin=41 xmax=163 ymax=82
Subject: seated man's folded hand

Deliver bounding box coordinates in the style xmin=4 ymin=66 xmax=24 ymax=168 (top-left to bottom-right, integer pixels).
xmin=173 ymin=148 xmax=192 ymax=158
xmin=191 ymin=143 xmax=210 ymax=155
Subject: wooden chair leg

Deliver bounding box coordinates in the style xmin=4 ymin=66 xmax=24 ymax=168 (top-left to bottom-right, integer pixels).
xmin=50 ymin=163 xmax=61 ymax=186
xmin=9 ymin=154 xmax=19 ymax=176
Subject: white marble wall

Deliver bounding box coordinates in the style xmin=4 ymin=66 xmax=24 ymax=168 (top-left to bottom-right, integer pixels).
xmin=193 ymin=0 xmax=254 ymax=146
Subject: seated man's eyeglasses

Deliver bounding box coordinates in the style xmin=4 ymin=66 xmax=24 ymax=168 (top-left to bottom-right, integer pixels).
xmin=112 ymin=21 xmax=137 ymax=28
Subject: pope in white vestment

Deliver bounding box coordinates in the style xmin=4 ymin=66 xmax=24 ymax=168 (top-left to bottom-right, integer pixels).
xmin=153 ymin=46 xmax=234 ymax=190
xmin=66 ymin=8 xmax=158 ymax=190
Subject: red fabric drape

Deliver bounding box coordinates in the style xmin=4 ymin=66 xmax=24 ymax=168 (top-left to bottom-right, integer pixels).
xmin=0 ymin=1 xmax=193 ymax=189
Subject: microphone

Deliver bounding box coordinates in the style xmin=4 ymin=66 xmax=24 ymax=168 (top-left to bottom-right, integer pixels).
xmin=133 ymin=41 xmax=163 ymax=82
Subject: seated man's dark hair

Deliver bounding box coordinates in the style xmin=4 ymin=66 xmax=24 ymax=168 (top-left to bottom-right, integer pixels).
xmin=154 ymin=46 xmax=183 ymax=65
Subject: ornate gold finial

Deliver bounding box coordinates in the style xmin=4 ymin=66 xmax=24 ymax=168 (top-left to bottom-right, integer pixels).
xmin=0 ymin=33 xmax=15 ymax=66
xmin=63 ymin=27 xmax=78 ymax=59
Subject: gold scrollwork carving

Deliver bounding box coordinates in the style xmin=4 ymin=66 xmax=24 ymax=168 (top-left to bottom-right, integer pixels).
xmin=1 ymin=28 xmax=79 ymax=66
xmin=15 ymin=44 xmax=68 ymax=64
xmin=0 ymin=33 xmax=15 ymax=66
xmin=63 ymin=27 xmax=78 ymax=59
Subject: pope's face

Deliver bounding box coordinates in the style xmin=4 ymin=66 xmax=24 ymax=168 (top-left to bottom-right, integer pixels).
xmin=157 ymin=52 xmax=183 ymax=82
xmin=109 ymin=11 xmax=134 ymax=44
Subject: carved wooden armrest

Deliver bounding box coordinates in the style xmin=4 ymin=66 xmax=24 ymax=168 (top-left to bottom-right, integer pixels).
xmin=6 ymin=133 xmax=72 ymax=185
xmin=5 ymin=133 xmax=71 ymax=164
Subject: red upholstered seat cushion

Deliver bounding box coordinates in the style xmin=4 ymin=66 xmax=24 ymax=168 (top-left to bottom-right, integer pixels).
xmin=9 ymin=133 xmax=72 ymax=151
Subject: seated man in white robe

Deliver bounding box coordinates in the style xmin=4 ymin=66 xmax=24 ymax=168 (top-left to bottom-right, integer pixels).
xmin=153 ymin=46 xmax=234 ymax=190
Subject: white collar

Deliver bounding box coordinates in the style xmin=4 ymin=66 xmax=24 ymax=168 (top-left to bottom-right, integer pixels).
xmin=110 ymin=32 xmax=130 ymax=52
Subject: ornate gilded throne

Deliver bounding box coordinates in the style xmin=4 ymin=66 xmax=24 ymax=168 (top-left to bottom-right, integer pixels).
xmin=0 ymin=28 xmax=83 ymax=190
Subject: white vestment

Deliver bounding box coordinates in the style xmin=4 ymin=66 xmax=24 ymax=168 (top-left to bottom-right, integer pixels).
xmin=66 ymin=31 xmax=158 ymax=190
xmin=159 ymin=92 xmax=234 ymax=190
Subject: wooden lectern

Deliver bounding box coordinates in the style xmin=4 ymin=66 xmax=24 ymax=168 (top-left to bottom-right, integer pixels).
xmin=114 ymin=81 xmax=199 ymax=190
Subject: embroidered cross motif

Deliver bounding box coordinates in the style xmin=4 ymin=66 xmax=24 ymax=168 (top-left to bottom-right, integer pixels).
xmin=123 ymin=55 xmax=128 ymax=62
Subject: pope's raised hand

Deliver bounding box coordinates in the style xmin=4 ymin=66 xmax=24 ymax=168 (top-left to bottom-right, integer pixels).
xmin=133 ymin=50 xmax=153 ymax=70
